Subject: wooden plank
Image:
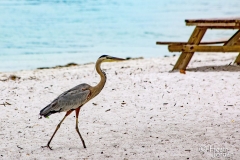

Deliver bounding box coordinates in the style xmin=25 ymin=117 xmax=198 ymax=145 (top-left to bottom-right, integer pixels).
xmin=156 ymin=40 xmax=227 ymax=45
xmin=186 ymin=23 xmax=240 ymax=27
xmin=200 ymin=26 xmax=239 ymax=29
xmin=173 ymin=27 xmax=207 ymax=70
xmin=185 ymin=18 xmax=240 ymax=27
xmin=169 ymin=45 xmax=240 ymax=52
xmin=186 ymin=18 xmax=240 ymax=23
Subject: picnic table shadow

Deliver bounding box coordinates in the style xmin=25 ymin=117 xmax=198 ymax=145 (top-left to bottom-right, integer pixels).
xmin=185 ymin=65 xmax=240 ymax=72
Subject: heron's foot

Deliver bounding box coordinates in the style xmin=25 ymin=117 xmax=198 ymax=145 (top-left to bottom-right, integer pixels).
xmin=83 ymin=144 xmax=87 ymax=149
xmin=41 ymin=145 xmax=53 ymax=150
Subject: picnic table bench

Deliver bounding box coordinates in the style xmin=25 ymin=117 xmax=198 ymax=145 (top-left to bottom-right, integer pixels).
xmin=156 ymin=18 xmax=240 ymax=71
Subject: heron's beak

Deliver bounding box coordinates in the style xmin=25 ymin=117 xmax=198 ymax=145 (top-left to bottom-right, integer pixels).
xmin=106 ymin=56 xmax=125 ymax=62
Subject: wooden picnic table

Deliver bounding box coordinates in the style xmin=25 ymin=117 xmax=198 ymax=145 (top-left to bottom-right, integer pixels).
xmin=156 ymin=18 xmax=240 ymax=71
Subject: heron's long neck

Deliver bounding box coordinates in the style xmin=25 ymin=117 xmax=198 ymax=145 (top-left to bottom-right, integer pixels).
xmin=93 ymin=59 xmax=106 ymax=96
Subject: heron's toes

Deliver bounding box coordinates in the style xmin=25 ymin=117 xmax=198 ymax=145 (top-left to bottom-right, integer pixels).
xmin=41 ymin=145 xmax=53 ymax=150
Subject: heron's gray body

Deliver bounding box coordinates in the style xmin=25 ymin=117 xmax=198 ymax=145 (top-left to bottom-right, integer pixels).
xmin=40 ymin=83 xmax=91 ymax=117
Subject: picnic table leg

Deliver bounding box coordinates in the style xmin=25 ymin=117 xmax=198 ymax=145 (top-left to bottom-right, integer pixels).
xmin=224 ymin=30 xmax=240 ymax=65
xmin=223 ymin=30 xmax=240 ymax=65
xmin=224 ymin=30 xmax=240 ymax=46
xmin=173 ymin=27 xmax=207 ymax=71
xmin=234 ymin=53 xmax=240 ymax=65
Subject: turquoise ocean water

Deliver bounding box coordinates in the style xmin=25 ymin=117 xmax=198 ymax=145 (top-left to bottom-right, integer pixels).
xmin=0 ymin=0 xmax=239 ymax=71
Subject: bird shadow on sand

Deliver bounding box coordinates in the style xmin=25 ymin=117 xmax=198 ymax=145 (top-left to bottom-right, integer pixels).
xmin=185 ymin=65 xmax=240 ymax=72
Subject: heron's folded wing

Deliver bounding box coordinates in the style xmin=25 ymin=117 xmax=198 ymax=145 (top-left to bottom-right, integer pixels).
xmin=40 ymin=84 xmax=91 ymax=116
xmin=57 ymin=89 xmax=90 ymax=112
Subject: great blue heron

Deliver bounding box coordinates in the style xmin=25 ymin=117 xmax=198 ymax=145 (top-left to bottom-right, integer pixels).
xmin=40 ymin=55 xmax=125 ymax=150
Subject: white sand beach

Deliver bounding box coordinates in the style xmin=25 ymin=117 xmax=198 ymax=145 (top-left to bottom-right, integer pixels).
xmin=0 ymin=53 xmax=240 ymax=160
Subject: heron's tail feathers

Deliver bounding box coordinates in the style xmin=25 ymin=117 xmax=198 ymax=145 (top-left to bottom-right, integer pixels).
xmin=40 ymin=101 xmax=60 ymax=118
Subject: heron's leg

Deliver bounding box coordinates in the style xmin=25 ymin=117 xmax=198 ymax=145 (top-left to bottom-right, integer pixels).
xmin=42 ymin=110 xmax=73 ymax=150
xmin=75 ymin=107 xmax=86 ymax=148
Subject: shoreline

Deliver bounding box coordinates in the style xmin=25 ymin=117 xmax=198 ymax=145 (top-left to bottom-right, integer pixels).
xmin=1 ymin=53 xmax=240 ymax=159
xmin=36 ymin=57 xmax=145 ymax=70
xmin=0 ymin=56 xmax=145 ymax=74
xmin=0 ymin=52 xmax=239 ymax=75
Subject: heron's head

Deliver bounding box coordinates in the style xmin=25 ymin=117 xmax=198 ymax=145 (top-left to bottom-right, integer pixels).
xmin=99 ymin=55 xmax=125 ymax=62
